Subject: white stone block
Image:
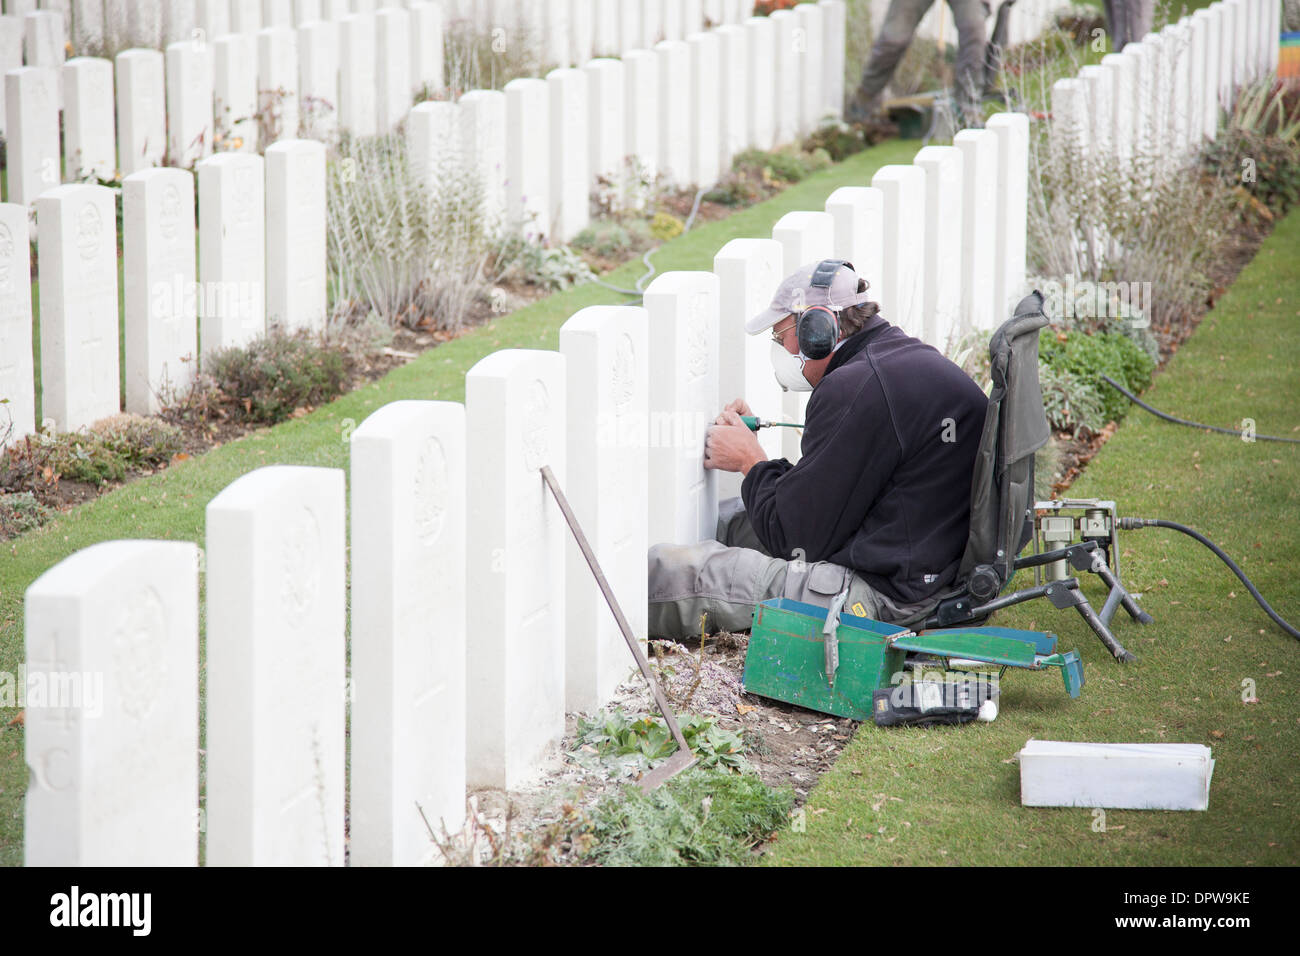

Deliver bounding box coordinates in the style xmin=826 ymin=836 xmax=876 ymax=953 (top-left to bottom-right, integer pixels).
xmin=265 ymin=139 xmax=327 ymax=331
xmin=162 ymin=0 xmax=197 ymax=44
xmin=559 ymin=306 xmax=648 ymax=711
xmin=1101 ymin=51 xmax=1136 ymax=164
xmin=197 ymin=151 xmax=265 ymax=356
xmin=337 ymin=12 xmax=376 ymax=137
xmin=166 ymin=40 xmax=214 ymax=168
xmin=24 ymin=541 xmax=199 ymax=866
xmin=123 ymin=167 xmax=197 ymax=415
xmin=129 ymin=0 xmax=164 ymax=48
xmin=409 ymin=1 xmax=444 ymax=94
xmin=544 ymin=0 xmax=571 ymax=67
xmin=407 ymin=99 xmax=460 ymax=198
xmin=1077 ymin=64 xmax=1111 ymax=156
xmin=1018 ymin=740 xmax=1214 ymax=811
xmin=459 ymin=89 xmax=507 ymax=227
xmin=115 ymin=49 xmax=167 ymax=176
xmin=465 ymin=349 xmax=567 ymax=789
xmin=0 ymin=17 xmax=21 ymax=137
xmin=593 ymin=0 xmax=619 ymax=55
xmin=0 ymin=203 xmax=36 ymax=447
xmin=770 ymin=211 xmax=832 ymax=461
xmin=824 ymin=186 xmax=883 ymax=302
xmin=872 ymin=165 xmax=925 ymax=338
xmin=954 ymin=128 xmax=997 ymax=335
xmin=793 ymin=1 xmax=823 ymax=135
xmin=622 ymin=47 xmax=657 ymax=182
xmin=293 ymin=0 xmax=321 ymax=24
xmin=743 ymin=14 xmax=775 ymax=149
xmin=214 ymin=32 xmax=259 ymax=153
xmin=686 ymin=32 xmax=720 ymax=189
xmin=713 ymin=237 xmax=783 ymax=499
xmin=571 ymin=0 xmax=594 ymax=63
xmin=644 ymin=271 xmax=719 ymax=544
xmin=350 ymin=400 xmax=467 ymax=865
xmin=661 ymin=0 xmax=682 ymax=41
xmin=196 ymin=0 xmax=231 ymax=39
xmin=231 ymin=0 xmax=261 ymax=33
xmin=987 ymin=111 xmax=1028 ymax=328
xmin=70 ymin=0 xmax=104 ymax=56
xmin=619 ymin=0 xmax=641 ymax=50
xmin=205 ymin=465 xmax=346 ymax=866
xmin=298 ymin=19 xmax=339 ymax=140
xmin=5 ymin=68 xmax=61 ymax=207
xmin=683 ymin=0 xmax=703 ymax=34
xmin=769 ymin=8 xmax=799 ymax=145
xmin=912 ymin=145 xmax=963 ymax=350
xmin=263 ymin=0 xmax=292 ymax=27
xmin=375 ymin=6 xmax=411 ymax=131
xmin=257 ymin=26 xmax=299 ymax=142
xmin=640 ymin=0 xmax=660 ymax=46
xmin=1193 ymin=8 xmax=1219 ymax=141
xmin=819 ymin=0 xmax=844 ymax=119
xmin=547 ymin=66 xmax=590 ymax=240
xmin=37 ymin=184 xmax=120 ymax=431
xmin=585 ymin=57 xmax=625 ymax=189
xmin=504 ymin=78 xmax=550 ymax=239
xmin=716 ymin=24 xmax=747 ymax=173
xmin=654 ymin=39 xmax=689 ymax=186
xmin=25 ymin=10 xmax=66 ymax=107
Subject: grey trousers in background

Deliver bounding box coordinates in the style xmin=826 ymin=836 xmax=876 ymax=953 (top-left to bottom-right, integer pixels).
xmin=853 ymin=0 xmax=989 ymax=116
xmin=647 ymin=498 xmax=933 ymax=641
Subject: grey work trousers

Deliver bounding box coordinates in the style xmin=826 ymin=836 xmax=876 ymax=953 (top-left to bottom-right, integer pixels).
xmin=647 ymin=498 xmax=934 ymax=641
xmin=854 ymin=0 xmax=988 ymax=114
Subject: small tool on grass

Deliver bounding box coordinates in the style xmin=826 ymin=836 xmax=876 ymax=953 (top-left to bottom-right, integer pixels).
xmin=540 ymin=465 xmax=697 ymax=791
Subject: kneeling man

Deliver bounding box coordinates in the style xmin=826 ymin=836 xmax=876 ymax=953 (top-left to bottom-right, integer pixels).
xmin=648 ymin=260 xmax=989 ymax=639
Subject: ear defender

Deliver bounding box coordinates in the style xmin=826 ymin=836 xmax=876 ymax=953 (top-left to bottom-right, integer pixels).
xmin=796 ymin=259 xmax=853 ymax=360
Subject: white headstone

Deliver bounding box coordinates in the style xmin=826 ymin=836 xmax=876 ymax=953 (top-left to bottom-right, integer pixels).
xmin=559 ymin=306 xmax=649 ymax=711
xmin=504 ymin=78 xmax=550 ymax=239
xmin=337 ymin=13 xmax=377 ymax=137
xmin=641 ymin=0 xmax=661 ymax=45
xmin=547 ymin=67 xmax=590 ymax=241
xmin=409 ymin=1 xmax=444 ymax=95
xmin=375 ymin=6 xmax=411 ymax=131
xmin=407 ymin=99 xmax=459 ymax=198
xmin=585 ymin=57 xmax=625 ymax=192
xmin=871 ymin=165 xmax=925 ymax=338
xmin=824 ymin=186 xmax=883 ymax=300
xmin=465 ymin=349 xmax=567 ymax=789
xmin=1193 ymin=8 xmax=1219 ymax=142
xmin=1216 ymin=3 xmax=1235 ymax=111
xmin=25 ymin=10 xmax=66 ymax=107
xmin=687 ymin=31 xmax=720 ymax=188
xmin=619 ymin=0 xmax=641 ymax=51
xmin=793 ymin=1 xmax=823 ymax=135
xmin=231 ymin=0 xmax=261 ymax=33
xmin=69 ymin=1 xmax=104 ymax=56
xmin=912 ymin=146 xmax=963 ymax=350
xmin=104 ymin=0 xmax=130 ymax=54
xmin=24 ymin=540 xmax=199 ymax=866
xmin=293 ymin=0 xmax=321 ymax=24
xmin=716 ymin=24 xmax=748 ymax=173
xmin=350 ymin=400 xmax=467 ymax=866
xmin=953 ymin=128 xmax=997 ymax=335
xmin=459 ymin=89 xmax=507 ymax=228
xmin=124 ymin=167 xmax=198 ymax=415
xmin=197 ymin=152 xmax=266 ymax=356
xmin=594 ymin=0 xmax=619 ymax=55
xmin=0 ymin=204 xmax=36 ymax=447
xmin=819 ymin=0 xmax=844 ymax=119
xmin=644 ymin=271 xmax=720 ymax=544
xmin=571 ymin=0 xmax=594 ymax=63
xmin=683 ymin=0 xmax=702 ymax=33
xmin=769 ymin=8 xmax=799 ymax=145
xmin=0 ymin=17 xmax=21 ymax=138
xmin=116 ymin=49 xmax=167 ymax=176
xmin=987 ymin=112 xmax=1028 ymax=328
xmin=1101 ymin=51 xmax=1136 ymax=164
xmin=743 ymin=14 xmax=775 ymax=149
xmin=5 ymin=69 xmax=61 ymax=208
xmin=205 ymin=465 xmax=346 ymax=866
xmin=257 ymin=26 xmax=300 ymax=142
xmin=37 ymin=184 xmax=119 ymax=430
xmin=166 ymin=40 xmax=214 ymax=168
xmin=298 ymin=19 xmax=339 ymax=140
xmin=265 ymin=139 xmax=326 ymax=332
xmin=654 ymin=40 xmax=690 ymax=186
xmin=544 ymin=0 xmax=571 ymax=66
xmin=263 ymin=0 xmax=292 ymax=28
xmin=162 ymin=0 xmax=196 ymax=44
xmin=128 ymin=0 xmax=164 ymax=48
xmin=196 ymin=0 xmax=231 ymax=39
xmin=662 ymin=0 xmax=682 ymax=41
xmin=214 ymin=32 xmax=259 ymax=153
xmin=713 ymin=237 xmax=784 ymax=499
xmin=622 ymin=48 xmax=658 ymax=183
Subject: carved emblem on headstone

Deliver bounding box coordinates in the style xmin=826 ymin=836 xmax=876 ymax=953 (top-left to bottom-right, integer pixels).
xmin=414 ymin=436 xmax=448 ymax=544
xmin=160 ymin=183 xmax=181 ymax=241
xmin=76 ymin=202 xmax=102 ymax=261
xmin=113 ymin=586 xmax=168 ymax=721
xmin=686 ymin=292 xmax=710 ymax=381
xmin=522 ymin=378 xmax=549 ymax=472
xmin=282 ymin=505 xmax=323 ymax=624
xmin=611 ymin=333 xmax=635 ymax=414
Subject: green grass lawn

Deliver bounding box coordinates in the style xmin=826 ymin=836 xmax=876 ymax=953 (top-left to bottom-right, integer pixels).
xmin=763 ymin=209 xmax=1300 ymax=867
xmin=0 ymin=135 xmax=925 ymax=866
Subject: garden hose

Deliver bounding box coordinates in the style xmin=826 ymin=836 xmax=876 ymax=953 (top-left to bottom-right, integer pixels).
xmin=1118 ymin=517 xmax=1300 ymax=641
xmin=589 ymin=186 xmax=711 ymax=300
xmin=1100 ymin=374 xmax=1300 ymax=443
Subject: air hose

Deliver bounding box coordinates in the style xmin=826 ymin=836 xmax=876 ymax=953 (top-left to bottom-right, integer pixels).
xmin=1119 ymin=517 xmax=1299 ymax=640
xmin=590 ymin=186 xmax=710 ymax=299
xmin=1100 ymin=374 xmax=1300 ymax=443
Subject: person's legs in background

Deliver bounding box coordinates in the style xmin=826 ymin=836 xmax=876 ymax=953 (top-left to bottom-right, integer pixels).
xmin=947 ymin=0 xmax=990 ymax=126
xmin=846 ymin=0 xmax=938 ymax=123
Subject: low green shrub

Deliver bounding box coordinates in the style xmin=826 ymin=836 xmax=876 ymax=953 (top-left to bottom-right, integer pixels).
xmin=0 ymin=415 xmax=183 ymax=491
xmin=1038 ymin=327 xmax=1155 ymax=425
xmin=0 ymin=492 xmax=54 ymax=538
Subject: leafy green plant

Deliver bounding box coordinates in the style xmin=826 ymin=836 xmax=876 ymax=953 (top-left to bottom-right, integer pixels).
xmin=0 ymin=492 xmax=54 ymax=538
xmin=574 ymin=708 xmax=750 ymax=774
xmin=495 ymin=240 xmax=596 ymax=291
xmin=583 ymin=768 xmax=795 ymax=866
xmin=0 ymin=415 xmax=183 ymax=491
xmin=1038 ymin=327 xmax=1155 ymax=425
xmin=1039 ymin=362 xmax=1106 ymax=436
xmin=1202 ymin=79 xmax=1300 ymax=218
xmin=571 ymin=220 xmax=653 ymax=260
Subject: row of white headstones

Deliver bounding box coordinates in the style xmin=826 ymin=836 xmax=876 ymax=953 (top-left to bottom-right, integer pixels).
xmin=0 ymin=0 xmax=775 ymax=197
xmin=18 ymin=6 xmax=1282 ymax=865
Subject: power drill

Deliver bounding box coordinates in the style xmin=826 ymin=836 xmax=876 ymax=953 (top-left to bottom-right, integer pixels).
xmin=740 ymin=416 xmax=803 ymax=431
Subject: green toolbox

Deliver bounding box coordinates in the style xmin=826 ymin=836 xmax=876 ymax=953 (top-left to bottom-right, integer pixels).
xmin=742 ymin=598 xmax=1084 ymax=720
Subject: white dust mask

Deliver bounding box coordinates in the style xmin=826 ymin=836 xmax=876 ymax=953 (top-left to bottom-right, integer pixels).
xmin=770 ymin=341 xmax=813 ymax=392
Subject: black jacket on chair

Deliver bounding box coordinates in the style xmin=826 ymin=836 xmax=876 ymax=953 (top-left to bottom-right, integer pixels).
xmin=740 ymin=313 xmax=989 ymax=605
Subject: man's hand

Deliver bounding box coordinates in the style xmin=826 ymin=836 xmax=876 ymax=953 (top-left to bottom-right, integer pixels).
xmin=704 ymin=409 xmax=767 ymax=475
xmin=723 ymin=397 xmax=753 ymax=417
